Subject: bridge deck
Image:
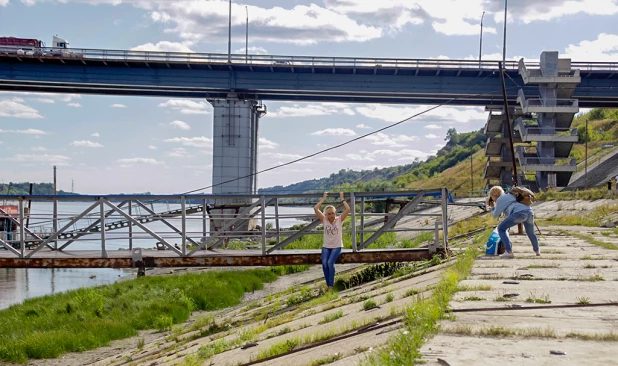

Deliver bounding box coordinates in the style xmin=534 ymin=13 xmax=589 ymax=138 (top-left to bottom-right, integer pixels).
xmin=0 ymin=248 xmax=438 ymax=268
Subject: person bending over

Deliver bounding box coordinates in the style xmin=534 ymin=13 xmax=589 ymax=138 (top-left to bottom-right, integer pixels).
xmin=314 ymin=192 xmax=350 ymax=291
xmin=487 ymin=186 xmax=540 ymax=259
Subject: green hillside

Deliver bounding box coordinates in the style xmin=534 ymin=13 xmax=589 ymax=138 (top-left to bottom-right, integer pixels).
xmin=261 ymin=108 xmax=618 ymax=196
xmin=259 ymin=128 xmax=486 ymax=196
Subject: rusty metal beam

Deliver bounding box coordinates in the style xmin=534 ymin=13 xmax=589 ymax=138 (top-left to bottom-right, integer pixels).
xmin=0 ymin=248 xmax=437 ymax=268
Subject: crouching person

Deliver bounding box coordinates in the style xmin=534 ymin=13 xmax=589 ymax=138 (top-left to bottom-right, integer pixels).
xmin=487 ymin=186 xmax=540 ymax=259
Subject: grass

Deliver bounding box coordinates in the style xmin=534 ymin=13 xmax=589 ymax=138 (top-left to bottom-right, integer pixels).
xmin=584 ymin=264 xmax=597 ymax=269
xmin=567 ymin=232 xmax=618 ymax=250
xmin=0 ymin=269 xmax=278 ymax=363
xmin=538 ymin=203 xmax=618 ymax=227
xmin=578 ymin=274 xmax=605 ymax=281
xmin=443 ymin=325 xmax=557 ymax=338
xmin=525 ymin=293 xmax=552 ymax=304
xmin=576 ymin=296 xmax=591 ymax=305
xmin=363 ymin=299 xmax=378 ymax=310
xmin=566 ymin=332 xmax=618 ymax=341
xmin=455 ymin=284 xmax=492 ymax=292
xmin=527 ymin=264 xmax=560 ymax=268
xmin=581 ymin=255 xmax=606 ymax=260
xmin=384 ymin=293 xmax=395 ymax=303
xmin=318 ymin=310 xmax=344 ymax=324
xmin=365 ymin=245 xmax=480 ymax=365
xmin=399 ymin=232 xmax=435 ymax=248
xmin=402 ymin=289 xmax=420 ymax=298
xmin=308 ymin=353 xmax=343 ymax=366
xmin=463 ymin=296 xmax=485 ymax=301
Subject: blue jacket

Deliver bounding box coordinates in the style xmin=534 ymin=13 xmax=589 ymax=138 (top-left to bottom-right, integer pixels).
xmin=491 ymin=193 xmax=530 ymax=219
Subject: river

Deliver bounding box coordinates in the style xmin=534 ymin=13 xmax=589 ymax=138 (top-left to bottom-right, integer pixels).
xmin=0 ymin=202 xmax=312 ymax=310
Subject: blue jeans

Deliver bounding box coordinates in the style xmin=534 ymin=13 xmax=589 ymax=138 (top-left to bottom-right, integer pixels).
xmin=321 ymin=247 xmax=342 ymax=287
xmin=498 ymin=209 xmax=539 ymax=253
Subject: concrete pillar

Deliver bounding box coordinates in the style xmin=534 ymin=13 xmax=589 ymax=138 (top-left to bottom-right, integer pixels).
xmin=208 ymin=97 xmax=266 ymax=238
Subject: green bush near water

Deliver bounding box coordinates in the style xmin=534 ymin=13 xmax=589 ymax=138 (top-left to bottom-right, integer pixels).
xmin=0 ymin=269 xmax=278 ymax=363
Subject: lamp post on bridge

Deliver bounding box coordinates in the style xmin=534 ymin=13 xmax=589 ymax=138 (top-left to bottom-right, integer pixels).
xmin=479 ymin=11 xmax=485 ymax=68
xmin=245 ymin=6 xmax=249 ymax=62
xmin=503 ymin=0 xmax=508 ymax=63
xmin=228 ymin=0 xmax=232 ymax=63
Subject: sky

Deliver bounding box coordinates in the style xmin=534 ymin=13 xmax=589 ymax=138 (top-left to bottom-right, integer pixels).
xmin=1 ymin=0 xmax=617 ymax=194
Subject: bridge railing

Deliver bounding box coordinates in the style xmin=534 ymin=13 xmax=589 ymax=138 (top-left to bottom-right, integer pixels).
xmin=0 ymin=190 xmax=450 ymax=261
xmin=3 ymin=46 xmax=618 ymax=71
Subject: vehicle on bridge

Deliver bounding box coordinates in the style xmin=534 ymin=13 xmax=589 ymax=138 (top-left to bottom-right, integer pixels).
xmin=0 ymin=35 xmax=82 ymax=58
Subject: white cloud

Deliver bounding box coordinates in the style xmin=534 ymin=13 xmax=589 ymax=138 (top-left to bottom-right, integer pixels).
xmin=116 ymin=158 xmax=162 ymax=166
xmin=34 ymin=98 xmax=55 ymax=104
xmin=158 ymin=99 xmax=211 ymax=115
xmin=164 ymin=136 xmax=213 ymax=148
xmin=262 ymin=152 xmax=304 ymax=160
xmin=170 ymin=120 xmax=191 ymax=130
xmin=0 ymin=128 xmax=47 ymax=135
xmin=489 ymin=0 xmax=618 ymax=24
xmin=31 ymin=146 xmax=47 ymax=151
xmin=148 ymin=145 xmax=158 ymax=150
xmin=345 ymin=148 xmax=430 ymax=162
xmin=564 ymin=33 xmax=618 ymax=61
xmin=355 ymin=104 xmax=485 ymax=124
xmin=91 ymin=132 xmax=100 ymax=137
xmin=365 ymin=132 xmax=405 ymax=147
xmin=425 ymin=134 xmax=439 ymax=139
xmin=235 ymin=46 xmax=268 ymax=55
xmin=166 ymin=147 xmax=192 ymax=158
xmin=311 ymin=128 xmax=357 ymax=136
xmin=424 ymin=124 xmax=442 ymax=129
xmin=0 ymin=0 xmax=8 ymax=6
xmin=67 ymin=103 xmax=82 ymax=108
xmin=70 ymin=140 xmax=104 ymax=148
xmin=6 ymin=154 xmax=70 ymax=166
xmin=269 ymin=103 xmax=354 ymax=118
xmin=325 ymin=0 xmax=496 ymax=36
xmin=110 ymin=104 xmax=127 ymax=108
xmin=356 ymin=124 xmax=372 ymax=129
xmin=131 ymin=41 xmax=195 ymax=53
xmin=0 ymin=100 xmax=43 ymax=119
xmin=259 ymin=137 xmax=279 ymax=150
xmin=149 ymin=2 xmax=382 ymax=45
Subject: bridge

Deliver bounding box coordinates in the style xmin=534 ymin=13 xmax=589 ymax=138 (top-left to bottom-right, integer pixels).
xmin=0 ymin=190 xmax=453 ymax=271
xmin=1 ymin=49 xmax=617 ymax=106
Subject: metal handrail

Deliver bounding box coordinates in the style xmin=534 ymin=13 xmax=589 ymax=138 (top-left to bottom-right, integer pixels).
xmin=3 ymin=45 xmax=618 ymax=71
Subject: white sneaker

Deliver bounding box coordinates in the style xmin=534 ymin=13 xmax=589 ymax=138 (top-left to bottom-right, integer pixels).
xmin=499 ymin=252 xmax=515 ymax=259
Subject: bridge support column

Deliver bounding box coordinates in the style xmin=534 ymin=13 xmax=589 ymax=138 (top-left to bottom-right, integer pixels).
xmin=208 ymin=97 xmax=267 ymax=238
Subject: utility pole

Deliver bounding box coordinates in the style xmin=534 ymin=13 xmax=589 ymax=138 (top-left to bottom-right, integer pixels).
xmin=245 ymin=6 xmax=249 ymax=62
xmin=479 ymin=11 xmax=485 ymax=68
xmin=470 ymin=155 xmax=474 ymax=196
xmin=502 ymin=0 xmax=508 ymax=63
xmin=585 ymin=119 xmax=588 ymax=189
xmin=228 ymin=0 xmax=232 ymax=63
xmin=498 ymin=62 xmax=518 ymax=186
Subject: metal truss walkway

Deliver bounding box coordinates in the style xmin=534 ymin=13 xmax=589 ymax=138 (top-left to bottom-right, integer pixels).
xmin=0 ymin=190 xmax=451 ymax=271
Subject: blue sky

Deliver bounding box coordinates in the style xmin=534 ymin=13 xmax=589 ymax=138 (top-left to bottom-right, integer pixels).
xmin=1 ymin=0 xmax=617 ymax=194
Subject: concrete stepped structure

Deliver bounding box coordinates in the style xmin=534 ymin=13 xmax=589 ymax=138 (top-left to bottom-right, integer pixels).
xmin=515 ymin=52 xmax=581 ymax=189
xmin=565 ymin=146 xmax=618 ymax=190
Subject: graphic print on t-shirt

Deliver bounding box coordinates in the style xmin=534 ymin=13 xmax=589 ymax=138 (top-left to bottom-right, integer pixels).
xmin=325 ymin=223 xmax=339 ymax=236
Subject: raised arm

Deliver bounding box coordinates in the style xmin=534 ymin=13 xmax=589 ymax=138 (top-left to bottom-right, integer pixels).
xmin=314 ymin=192 xmax=327 ymax=222
xmin=339 ymin=192 xmax=351 ymax=222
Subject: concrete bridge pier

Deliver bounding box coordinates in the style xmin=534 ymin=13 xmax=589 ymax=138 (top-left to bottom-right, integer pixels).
xmin=208 ymin=96 xmax=267 ymax=237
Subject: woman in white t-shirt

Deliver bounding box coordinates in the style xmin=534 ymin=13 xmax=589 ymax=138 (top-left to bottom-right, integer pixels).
xmin=314 ymin=192 xmax=350 ymax=291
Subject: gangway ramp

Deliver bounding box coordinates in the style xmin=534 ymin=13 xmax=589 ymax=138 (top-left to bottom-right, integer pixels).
xmin=0 ymin=190 xmax=452 ymax=270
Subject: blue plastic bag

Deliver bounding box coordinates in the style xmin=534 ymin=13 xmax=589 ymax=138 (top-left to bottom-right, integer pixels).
xmin=486 ymin=228 xmax=507 ymax=255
